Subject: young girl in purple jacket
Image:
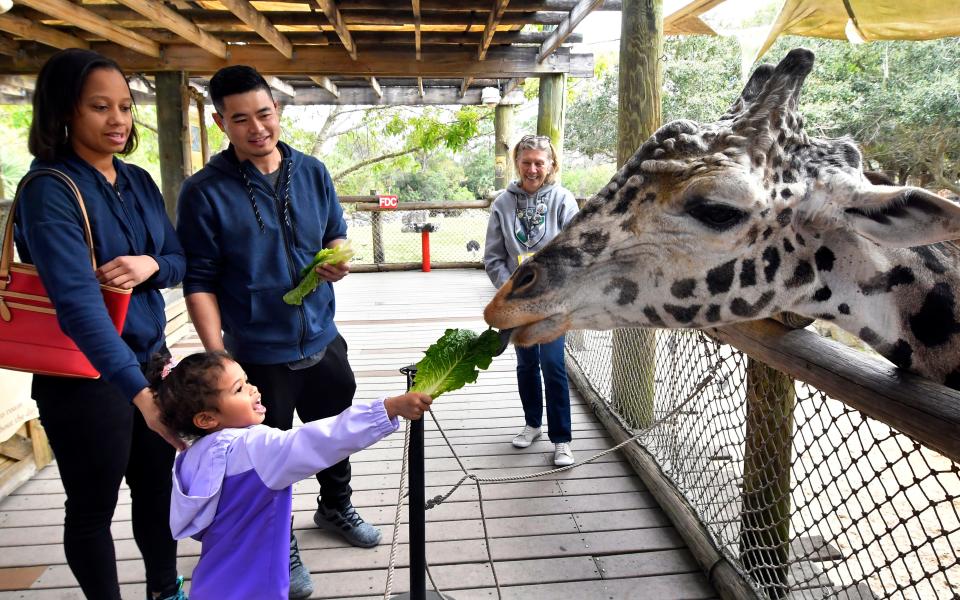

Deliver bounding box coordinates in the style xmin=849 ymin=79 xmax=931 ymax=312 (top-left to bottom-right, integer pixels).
xmin=149 ymin=351 xmax=432 ymax=599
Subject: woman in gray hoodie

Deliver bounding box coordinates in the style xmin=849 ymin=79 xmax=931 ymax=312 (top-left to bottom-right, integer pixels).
xmin=483 ymin=134 xmax=579 ymax=466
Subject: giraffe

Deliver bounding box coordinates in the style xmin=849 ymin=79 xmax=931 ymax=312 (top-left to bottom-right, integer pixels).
xmin=484 ymin=48 xmax=960 ymax=388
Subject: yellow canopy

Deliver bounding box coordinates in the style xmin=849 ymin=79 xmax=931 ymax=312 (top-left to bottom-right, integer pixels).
xmin=755 ymin=0 xmax=960 ymax=59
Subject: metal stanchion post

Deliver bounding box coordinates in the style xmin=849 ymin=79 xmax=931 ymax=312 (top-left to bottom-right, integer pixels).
xmin=394 ymin=365 xmax=455 ymax=600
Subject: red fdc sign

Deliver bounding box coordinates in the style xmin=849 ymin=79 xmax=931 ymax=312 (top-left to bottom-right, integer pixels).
xmin=378 ymin=194 xmax=399 ymax=209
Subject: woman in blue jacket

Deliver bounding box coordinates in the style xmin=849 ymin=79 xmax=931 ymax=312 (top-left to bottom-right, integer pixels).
xmin=13 ymin=49 xmax=186 ymax=600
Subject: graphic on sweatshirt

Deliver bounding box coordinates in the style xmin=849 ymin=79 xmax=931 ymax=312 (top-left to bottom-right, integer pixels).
xmin=514 ymin=200 xmax=547 ymax=247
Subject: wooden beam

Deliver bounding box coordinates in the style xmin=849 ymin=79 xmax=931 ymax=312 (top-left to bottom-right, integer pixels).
xmin=502 ymin=77 xmax=522 ymax=96
xmin=368 ymin=76 xmax=382 ymax=98
xmin=158 ymin=29 xmax=581 ymax=47
xmin=0 ymin=44 xmax=595 ymax=78
xmin=412 ymin=0 xmax=422 ymax=60
xmin=219 ymin=0 xmax=294 ymax=59
xmin=155 ymin=71 xmax=190 ymax=219
xmin=478 ymin=0 xmax=511 ymax=61
xmin=313 ymin=0 xmax=358 ymax=60
xmin=17 ymin=0 xmax=159 ymax=57
xmin=0 ymin=13 xmax=89 ymax=50
xmin=460 ymin=77 xmax=473 ymax=97
xmin=252 ymin=85 xmax=493 ymax=105
xmin=322 ymin=0 xmax=622 ymax=9
xmin=538 ymin=0 xmax=605 ymax=62
xmin=417 ymin=77 xmax=424 ymax=97
xmin=112 ymin=0 xmax=227 ymax=58
xmin=265 ymin=75 xmax=296 ymax=98
xmin=0 ymin=34 xmax=17 ymax=57
xmin=309 ymin=75 xmax=340 ymax=98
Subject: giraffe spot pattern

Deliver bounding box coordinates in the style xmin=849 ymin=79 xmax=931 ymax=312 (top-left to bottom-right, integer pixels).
xmin=730 ymin=291 xmax=775 ymax=318
xmin=671 ymin=279 xmax=697 ymax=299
xmin=813 ymin=286 xmax=832 ymax=301
xmin=603 ymin=277 xmax=640 ymax=306
xmin=909 ymin=282 xmax=960 ymax=347
xmin=706 ymin=304 xmax=721 ymax=322
xmin=814 ymin=247 xmax=835 ymax=272
xmin=740 ymin=259 xmax=757 ymax=287
xmin=762 ymin=226 xmax=773 ymax=240
xmin=909 ymin=246 xmax=947 ymax=275
xmin=783 ymin=238 xmax=794 ymax=253
xmin=888 ymin=340 xmax=913 ymax=369
xmin=859 ymin=266 xmax=915 ymax=296
xmin=611 ymin=184 xmax=640 ymax=215
xmin=744 ymin=224 xmax=760 ymax=246
xmin=706 ymin=260 xmax=737 ymax=295
xmin=663 ymin=303 xmax=701 ymax=323
xmin=776 ymin=208 xmax=793 ymax=227
xmin=785 ymin=261 xmax=814 ymax=288
xmin=579 ymin=230 xmax=610 ymax=257
xmin=859 ymin=327 xmax=881 ymax=346
xmin=944 ymin=367 xmax=960 ymax=390
xmin=643 ymin=305 xmax=666 ymax=327
xmin=762 ymin=247 xmax=780 ymax=282
xmin=838 ymin=303 xmax=850 ymax=315
xmin=795 ymin=233 xmax=806 ymax=246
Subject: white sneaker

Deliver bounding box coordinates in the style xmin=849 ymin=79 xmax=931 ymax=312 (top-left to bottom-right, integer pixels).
xmin=554 ymin=443 xmax=574 ymax=466
xmin=512 ymin=425 xmax=542 ymax=448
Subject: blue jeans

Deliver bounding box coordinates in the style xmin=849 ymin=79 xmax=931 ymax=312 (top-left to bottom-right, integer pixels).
xmin=516 ymin=335 xmax=571 ymax=443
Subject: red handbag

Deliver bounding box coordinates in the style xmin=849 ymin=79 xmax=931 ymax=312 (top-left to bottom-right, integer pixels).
xmin=0 ymin=169 xmax=132 ymax=378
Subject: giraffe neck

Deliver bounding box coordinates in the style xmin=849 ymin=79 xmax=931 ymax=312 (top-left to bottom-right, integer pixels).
xmin=794 ymin=238 xmax=960 ymax=387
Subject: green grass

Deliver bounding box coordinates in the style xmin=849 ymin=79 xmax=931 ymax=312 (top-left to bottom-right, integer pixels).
xmin=347 ymin=210 xmax=490 ymax=264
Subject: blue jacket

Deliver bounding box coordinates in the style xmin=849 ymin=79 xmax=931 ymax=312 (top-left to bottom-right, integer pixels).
xmin=14 ymin=153 xmax=185 ymax=401
xmin=177 ymin=142 xmax=347 ymax=364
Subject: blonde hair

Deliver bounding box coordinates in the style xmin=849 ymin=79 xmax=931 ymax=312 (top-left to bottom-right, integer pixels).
xmin=512 ymin=134 xmax=560 ymax=186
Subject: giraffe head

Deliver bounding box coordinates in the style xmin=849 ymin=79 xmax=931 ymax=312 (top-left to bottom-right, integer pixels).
xmin=485 ymin=48 xmax=960 ymax=355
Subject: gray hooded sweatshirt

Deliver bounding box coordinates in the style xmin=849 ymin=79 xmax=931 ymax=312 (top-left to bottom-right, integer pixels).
xmin=484 ymin=181 xmax=579 ymax=289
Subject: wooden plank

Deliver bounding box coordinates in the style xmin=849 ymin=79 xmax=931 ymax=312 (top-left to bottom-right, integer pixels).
xmin=0 ymin=34 xmax=17 ymax=57
xmin=368 ymin=76 xmax=382 ymax=98
xmin=538 ymin=0 xmax=606 ymax=62
xmin=113 ymin=0 xmax=227 ymax=58
xmin=0 ymin=14 xmax=89 ymax=50
xmin=16 ymin=0 xmax=159 ymax=58
xmin=309 ymin=75 xmax=340 ymax=98
xmin=412 ymin=0 xmax=422 ymax=60
xmin=708 ymin=319 xmax=960 ymax=463
xmin=478 ymin=0 xmax=510 ymax=61
xmin=0 ymin=44 xmax=595 ymax=78
xmin=314 ymin=0 xmax=358 ymax=60
xmin=219 ymin=0 xmax=294 ymax=58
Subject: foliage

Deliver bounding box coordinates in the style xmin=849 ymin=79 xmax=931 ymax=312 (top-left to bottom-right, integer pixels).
xmin=462 ymin=144 xmax=496 ymax=198
xmin=410 ymin=328 xmax=502 ymax=398
xmin=561 ymin=162 xmax=618 ymax=199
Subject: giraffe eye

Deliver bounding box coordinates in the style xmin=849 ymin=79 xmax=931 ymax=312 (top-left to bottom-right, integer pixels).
xmin=687 ymin=202 xmax=748 ymax=231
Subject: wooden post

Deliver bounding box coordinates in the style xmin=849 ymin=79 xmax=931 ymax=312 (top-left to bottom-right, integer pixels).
xmin=536 ymin=73 xmax=565 ymax=177
xmin=740 ymin=360 xmax=794 ymax=598
xmin=494 ymin=103 xmax=514 ymax=190
xmin=196 ymin=95 xmax=210 ymax=167
xmin=370 ymin=189 xmax=385 ymax=265
xmin=155 ymin=71 xmax=190 ymax=223
xmin=611 ymin=0 xmax=663 ymax=428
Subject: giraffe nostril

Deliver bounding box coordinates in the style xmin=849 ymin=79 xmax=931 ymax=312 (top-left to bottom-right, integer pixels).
xmin=514 ymin=266 xmax=537 ymax=290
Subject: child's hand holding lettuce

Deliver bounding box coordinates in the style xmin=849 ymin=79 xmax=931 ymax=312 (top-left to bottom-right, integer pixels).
xmin=283 ymin=240 xmax=354 ymax=306
xmin=410 ymin=328 xmax=502 ymax=398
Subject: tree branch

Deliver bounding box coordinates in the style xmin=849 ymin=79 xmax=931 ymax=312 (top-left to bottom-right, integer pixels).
xmin=333 ymin=146 xmax=422 ymax=180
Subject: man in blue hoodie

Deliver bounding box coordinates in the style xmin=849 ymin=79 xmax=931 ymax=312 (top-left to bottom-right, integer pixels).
xmin=176 ymin=66 xmax=375 ymax=598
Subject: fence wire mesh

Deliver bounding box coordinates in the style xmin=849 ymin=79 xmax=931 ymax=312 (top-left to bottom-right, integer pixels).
xmin=565 ymin=328 xmax=960 ymax=599
xmin=344 ymin=206 xmax=490 ymax=266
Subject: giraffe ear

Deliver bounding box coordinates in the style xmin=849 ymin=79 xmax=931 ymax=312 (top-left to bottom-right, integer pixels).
xmin=723 ymin=63 xmax=775 ymax=118
xmin=732 ymin=48 xmax=815 ymax=135
xmin=845 ymin=185 xmax=960 ymax=247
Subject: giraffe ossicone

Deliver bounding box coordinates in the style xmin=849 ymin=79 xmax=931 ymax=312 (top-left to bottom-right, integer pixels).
xmin=484 ymin=48 xmax=960 ymax=388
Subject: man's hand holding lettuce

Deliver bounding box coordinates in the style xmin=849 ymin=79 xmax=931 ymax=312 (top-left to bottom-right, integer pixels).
xmin=283 ymin=240 xmax=354 ymax=305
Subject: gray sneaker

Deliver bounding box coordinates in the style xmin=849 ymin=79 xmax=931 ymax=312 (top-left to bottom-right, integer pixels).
xmin=313 ymin=503 xmax=382 ymax=548
xmin=288 ymin=531 xmax=313 ymax=598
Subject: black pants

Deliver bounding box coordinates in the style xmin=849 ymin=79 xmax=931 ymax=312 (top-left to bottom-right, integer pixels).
xmin=33 ymin=373 xmax=178 ymax=599
xmin=240 ymin=334 xmax=357 ymax=510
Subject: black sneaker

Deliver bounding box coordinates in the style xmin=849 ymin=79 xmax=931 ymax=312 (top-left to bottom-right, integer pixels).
xmin=288 ymin=531 xmax=314 ymax=599
xmin=313 ymin=503 xmax=382 ymax=548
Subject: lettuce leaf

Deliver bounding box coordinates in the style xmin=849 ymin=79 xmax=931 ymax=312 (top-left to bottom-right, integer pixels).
xmin=410 ymin=328 xmax=502 ymax=398
xmin=283 ymin=240 xmax=355 ymax=306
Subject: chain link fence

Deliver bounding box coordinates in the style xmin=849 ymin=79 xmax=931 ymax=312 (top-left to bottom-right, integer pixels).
xmin=565 ymin=327 xmax=960 ymax=599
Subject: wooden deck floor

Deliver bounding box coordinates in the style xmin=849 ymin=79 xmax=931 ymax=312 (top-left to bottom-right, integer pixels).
xmin=0 ymin=269 xmax=717 ymax=599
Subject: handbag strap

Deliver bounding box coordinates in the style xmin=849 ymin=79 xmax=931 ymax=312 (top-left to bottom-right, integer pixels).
xmin=0 ymin=168 xmax=97 ymax=290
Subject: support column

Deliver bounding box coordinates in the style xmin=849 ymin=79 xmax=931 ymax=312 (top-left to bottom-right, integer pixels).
xmin=611 ymin=0 xmax=663 ymax=428
xmin=494 ymin=104 xmax=514 ymax=191
xmin=156 ymin=71 xmax=190 ymax=222
xmin=537 ymin=73 xmax=565 ymax=178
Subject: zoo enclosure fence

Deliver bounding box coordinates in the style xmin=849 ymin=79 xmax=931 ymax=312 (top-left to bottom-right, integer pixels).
xmin=563 ymin=321 xmax=959 ymax=599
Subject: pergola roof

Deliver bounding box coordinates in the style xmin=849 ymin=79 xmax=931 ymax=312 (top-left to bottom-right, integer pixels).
xmin=0 ymin=0 xmax=627 ymax=105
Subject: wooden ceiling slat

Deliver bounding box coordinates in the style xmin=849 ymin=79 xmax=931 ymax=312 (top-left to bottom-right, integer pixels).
xmin=16 ymin=0 xmax=160 ymax=57
xmin=264 ymin=0 xmax=622 ymax=10
xmin=368 ymin=76 xmax=382 ymax=98
xmin=460 ymin=76 xmax=472 ymax=97
xmin=161 ymin=29 xmax=579 ymax=46
xmin=220 ymin=0 xmax=295 ymax=58
xmin=478 ymin=0 xmax=511 ymax=61
xmin=411 ymin=0 xmax=421 ymax=60
xmin=0 ymin=34 xmax=18 ymax=57
xmin=309 ymin=75 xmax=340 ymax=97
xmin=537 ymin=0 xmax=604 ymax=62
xmin=0 ymin=13 xmax=89 ymax=50
xmin=313 ymin=0 xmax=358 ymax=60
xmin=113 ymin=0 xmax=227 ymax=58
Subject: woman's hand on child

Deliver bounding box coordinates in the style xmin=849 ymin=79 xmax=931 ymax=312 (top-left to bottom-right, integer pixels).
xmin=384 ymin=392 xmax=433 ymax=421
xmin=133 ymin=387 xmax=186 ymax=450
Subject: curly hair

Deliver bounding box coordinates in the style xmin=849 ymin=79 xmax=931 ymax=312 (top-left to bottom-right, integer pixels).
xmin=146 ymin=351 xmax=232 ymax=440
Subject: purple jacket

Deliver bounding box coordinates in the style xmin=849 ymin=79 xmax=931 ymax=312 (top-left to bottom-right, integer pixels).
xmin=170 ymin=399 xmax=398 ymax=599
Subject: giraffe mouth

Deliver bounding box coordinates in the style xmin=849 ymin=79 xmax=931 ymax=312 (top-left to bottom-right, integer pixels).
xmin=509 ymin=314 xmax=572 ymax=347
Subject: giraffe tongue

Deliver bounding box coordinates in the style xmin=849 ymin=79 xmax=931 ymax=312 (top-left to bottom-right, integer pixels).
xmin=493 ymin=328 xmax=514 ymax=356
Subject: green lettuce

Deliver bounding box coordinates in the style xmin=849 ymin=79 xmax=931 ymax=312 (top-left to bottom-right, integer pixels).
xmin=410 ymin=328 xmax=502 ymax=398
xmin=283 ymin=241 xmax=355 ymax=306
